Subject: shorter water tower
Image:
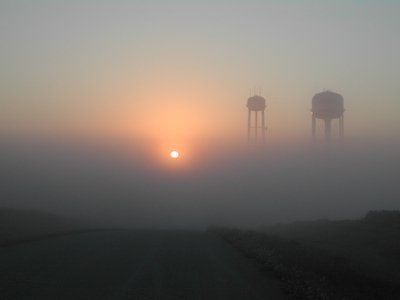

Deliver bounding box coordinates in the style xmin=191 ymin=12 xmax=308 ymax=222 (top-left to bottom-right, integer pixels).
xmin=247 ymin=95 xmax=267 ymax=143
xmin=311 ymin=90 xmax=344 ymax=142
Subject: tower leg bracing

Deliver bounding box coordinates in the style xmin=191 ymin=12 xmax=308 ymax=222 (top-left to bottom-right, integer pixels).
xmin=247 ymin=109 xmax=267 ymax=144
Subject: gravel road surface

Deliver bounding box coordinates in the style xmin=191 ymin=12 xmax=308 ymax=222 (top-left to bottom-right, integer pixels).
xmin=0 ymin=230 xmax=286 ymax=300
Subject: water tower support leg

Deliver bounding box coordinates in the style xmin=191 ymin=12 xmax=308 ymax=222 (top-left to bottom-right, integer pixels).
xmin=247 ymin=109 xmax=251 ymax=143
xmin=312 ymin=115 xmax=316 ymax=141
xmin=262 ymin=110 xmax=265 ymax=143
xmin=255 ymin=111 xmax=258 ymax=143
xmin=325 ymin=119 xmax=332 ymax=142
xmin=339 ymin=116 xmax=344 ymax=139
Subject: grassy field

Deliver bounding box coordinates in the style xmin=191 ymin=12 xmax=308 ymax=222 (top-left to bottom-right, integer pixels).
xmin=210 ymin=211 xmax=400 ymax=300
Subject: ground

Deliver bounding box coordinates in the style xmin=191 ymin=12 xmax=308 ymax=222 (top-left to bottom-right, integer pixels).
xmin=0 ymin=230 xmax=286 ymax=300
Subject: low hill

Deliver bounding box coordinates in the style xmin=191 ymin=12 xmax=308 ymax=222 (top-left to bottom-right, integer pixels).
xmin=0 ymin=208 xmax=91 ymax=246
xmin=263 ymin=210 xmax=400 ymax=263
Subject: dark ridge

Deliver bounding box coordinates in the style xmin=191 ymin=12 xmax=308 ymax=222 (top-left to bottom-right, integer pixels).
xmin=0 ymin=208 xmax=98 ymax=246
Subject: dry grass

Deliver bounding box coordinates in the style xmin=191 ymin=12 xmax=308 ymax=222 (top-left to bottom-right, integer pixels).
xmin=210 ymin=211 xmax=400 ymax=300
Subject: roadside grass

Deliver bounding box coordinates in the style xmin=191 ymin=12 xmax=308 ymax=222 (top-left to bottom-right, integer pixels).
xmin=210 ymin=211 xmax=400 ymax=300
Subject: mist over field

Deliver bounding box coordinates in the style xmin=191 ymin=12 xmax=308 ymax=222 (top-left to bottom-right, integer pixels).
xmin=2 ymin=135 xmax=399 ymax=229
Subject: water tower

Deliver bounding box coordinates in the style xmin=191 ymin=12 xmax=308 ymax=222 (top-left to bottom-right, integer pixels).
xmin=311 ymin=90 xmax=344 ymax=142
xmin=247 ymin=95 xmax=267 ymax=143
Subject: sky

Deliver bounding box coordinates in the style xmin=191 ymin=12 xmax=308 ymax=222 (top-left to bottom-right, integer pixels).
xmin=1 ymin=1 xmax=400 ymax=146
xmin=1 ymin=1 xmax=400 ymax=228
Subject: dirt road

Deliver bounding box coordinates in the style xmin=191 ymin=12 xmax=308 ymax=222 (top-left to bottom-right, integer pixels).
xmin=0 ymin=230 xmax=286 ymax=299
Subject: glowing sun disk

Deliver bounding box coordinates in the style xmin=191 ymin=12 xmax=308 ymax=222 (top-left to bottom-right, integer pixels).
xmin=170 ymin=151 xmax=179 ymax=159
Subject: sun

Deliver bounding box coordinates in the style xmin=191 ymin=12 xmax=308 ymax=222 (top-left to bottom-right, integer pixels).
xmin=170 ymin=150 xmax=180 ymax=159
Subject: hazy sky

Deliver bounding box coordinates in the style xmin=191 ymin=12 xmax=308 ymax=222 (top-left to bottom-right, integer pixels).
xmin=1 ymin=1 xmax=400 ymax=150
xmin=1 ymin=2 xmax=400 ymax=228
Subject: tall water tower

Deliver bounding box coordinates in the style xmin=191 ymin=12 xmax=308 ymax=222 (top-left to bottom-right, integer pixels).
xmin=311 ymin=90 xmax=344 ymax=142
xmin=247 ymin=95 xmax=267 ymax=143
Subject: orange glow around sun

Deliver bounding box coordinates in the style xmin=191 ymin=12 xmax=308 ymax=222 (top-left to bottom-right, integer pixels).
xmin=97 ymin=71 xmax=243 ymax=171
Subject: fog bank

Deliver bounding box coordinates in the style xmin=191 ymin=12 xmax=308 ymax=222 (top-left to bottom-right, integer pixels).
xmin=1 ymin=136 xmax=399 ymax=229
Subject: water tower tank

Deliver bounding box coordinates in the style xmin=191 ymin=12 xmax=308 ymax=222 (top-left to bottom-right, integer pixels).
xmin=247 ymin=95 xmax=266 ymax=111
xmin=312 ymin=91 xmax=344 ymax=119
